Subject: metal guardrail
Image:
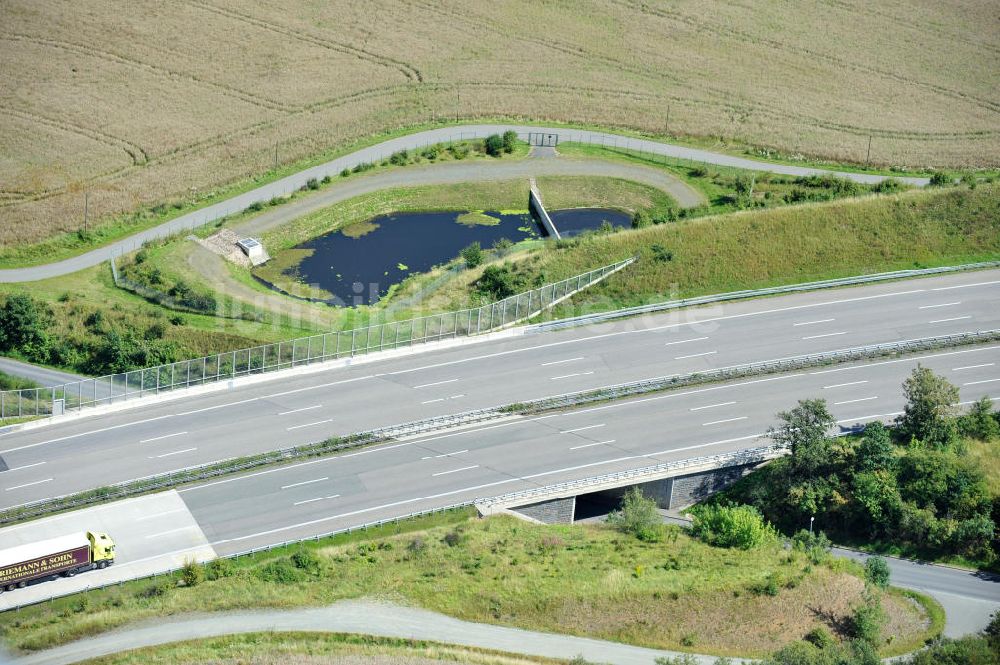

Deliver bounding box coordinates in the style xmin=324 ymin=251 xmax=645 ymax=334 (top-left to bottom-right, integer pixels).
xmin=0 ymin=258 xmax=634 ymax=422
xmin=530 ymin=261 xmax=1000 ymax=332
xmin=4 ymin=328 xmax=996 ymax=527
xmin=476 ymin=445 xmax=786 ymax=509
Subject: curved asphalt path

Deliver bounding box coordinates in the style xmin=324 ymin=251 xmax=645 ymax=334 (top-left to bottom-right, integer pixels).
xmin=0 ymin=124 xmax=930 ymax=284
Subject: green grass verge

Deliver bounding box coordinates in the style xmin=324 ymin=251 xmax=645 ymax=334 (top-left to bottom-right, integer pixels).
xmin=83 ymin=632 xmax=564 ymax=665
xmin=0 ymin=515 xmax=937 ymax=659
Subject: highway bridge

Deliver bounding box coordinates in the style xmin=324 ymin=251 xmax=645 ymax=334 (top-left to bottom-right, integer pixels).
xmin=0 ymin=268 xmax=996 ymax=621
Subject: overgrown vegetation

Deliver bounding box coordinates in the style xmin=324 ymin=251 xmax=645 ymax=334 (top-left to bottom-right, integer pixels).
xmin=0 ymin=515 xmax=934 ymax=658
xmin=718 ymin=366 xmax=1000 ymax=568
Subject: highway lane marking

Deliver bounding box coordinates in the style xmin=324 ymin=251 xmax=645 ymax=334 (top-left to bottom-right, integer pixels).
xmin=919 ymin=301 xmax=961 ymax=309
xmin=674 ymin=351 xmax=717 ymax=360
xmin=4 ymin=478 xmax=53 ymax=491
xmin=802 ymin=331 xmax=848 ymax=340
xmin=929 ymin=316 xmax=972 ymax=324
xmin=569 ymin=440 xmax=615 ymax=450
xmin=432 ymin=465 xmax=480 ymax=477
xmin=136 ymin=508 xmax=186 ymax=522
xmin=823 ymin=380 xmax=868 ymax=389
xmin=413 ymin=378 xmax=459 ymax=389
xmin=663 ymin=336 xmax=709 ymax=346
xmin=689 ymin=401 xmax=736 ymax=411
xmin=173 ymin=376 xmax=376 ymax=417
xmin=422 ymin=450 xmax=468 ymax=460
xmin=810 ymin=343 xmax=1000 ymax=375
xmin=560 ymin=424 xmax=606 ymax=434
xmin=833 ymin=396 xmax=879 ymax=406
xmin=384 ymin=289 xmax=930 ymax=378
xmin=793 ymin=318 xmax=835 ymax=326
xmin=701 ymin=416 xmax=748 ymax=426
xmin=287 ymin=419 xmax=334 ymax=431
xmin=278 ymin=405 xmax=322 ymax=416
xmin=294 ymin=494 xmax=340 ymax=507
xmin=550 ymin=371 xmax=595 ymax=380
xmin=152 ymin=447 xmax=197 ymax=458
xmin=281 ymin=477 xmax=329 ymax=490
xmin=965 ymin=378 xmax=1000 ymax=386
xmin=540 ymin=357 xmax=584 ymax=366
xmin=421 ymin=398 xmax=444 ymax=404
xmin=0 ymin=413 xmax=175 ymax=454
xmin=145 ymin=525 xmax=198 ymax=539
xmin=174 ymin=397 xmax=260 ymax=417
xmin=0 ymin=461 xmax=45 ymax=473
xmin=932 ymin=280 xmax=1000 ymax=291
xmin=139 ymin=431 xmax=187 ymax=444
xmin=953 ymin=363 xmax=995 ymax=371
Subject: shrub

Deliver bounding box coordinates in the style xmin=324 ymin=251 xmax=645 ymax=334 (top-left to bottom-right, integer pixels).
xmin=204 ymin=558 xmax=234 ymax=580
xmin=792 ymin=529 xmax=831 ymax=564
xmin=850 ymin=592 xmax=887 ymax=645
xmin=475 ymin=265 xmax=520 ymax=300
xmin=320 ymin=174 xmax=332 ymax=184
xmin=136 ymin=578 xmax=171 ymax=599
xmin=689 ymin=165 xmax=708 ymax=177
xmin=691 ymin=504 xmax=776 ymax=549
xmin=407 ymin=536 xmax=427 ymax=556
xmin=632 ymin=210 xmax=651 ymax=228
xmin=340 ymin=168 xmax=351 ymax=177
xmin=245 ymin=201 xmax=264 ymax=213
xmin=929 ymin=172 xmax=952 ymax=186
xmin=650 ymin=244 xmax=673 ymax=262
xmin=290 ymin=549 xmax=322 ymax=575
xmin=484 ymin=133 xmax=504 ymax=156
xmin=864 ymin=556 xmax=890 ymax=589
xmin=256 ymin=557 xmax=304 ymax=584
xmin=804 ymin=627 xmax=835 ymax=649
xmin=443 ymin=529 xmax=465 ymax=547
xmin=492 ymin=237 xmax=514 ymax=255
xmin=501 ymin=130 xmax=518 ymax=153
xmin=389 ymin=149 xmax=409 ymax=166
xmin=306 ymin=177 xmax=320 ymax=190
xmin=873 ymin=178 xmax=904 ymax=194
xmin=181 ymin=560 xmax=203 ymax=587
xmin=606 ymin=487 xmax=663 ymax=542
xmin=959 ymin=396 xmax=999 ymax=440
xmin=461 ymin=242 xmax=483 ymax=268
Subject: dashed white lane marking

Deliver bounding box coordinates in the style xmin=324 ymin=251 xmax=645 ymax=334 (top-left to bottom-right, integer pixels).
xmin=432 ymin=465 xmax=480 ymax=477
xmin=834 ymin=396 xmax=879 ymax=405
xmin=152 ymin=447 xmax=197 ymax=458
xmin=932 ymin=280 xmax=1000 ymax=291
xmin=294 ymin=494 xmax=340 ymax=506
xmin=139 ymin=432 xmax=188 ymax=444
xmin=287 ymin=419 xmax=334 ymax=431
xmin=421 ymin=398 xmax=444 ymax=404
xmin=421 ymin=450 xmax=468 ymax=460
xmin=793 ymin=318 xmax=835 ymax=326
xmin=278 ymin=405 xmax=322 ymax=416
xmin=550 ymin=371 xmax=595 ymax=380
xmin=701 ymin=416 xmax=748 ymax=426
xmin=145 ymin=525 xmax=198 ymax=539
xmin=560 ymin=424 xmax=606 ymax=434
xmin=4 ymin=478 xmax=53 ymax=491
xmin=929 ymin=316 xmax=972 ymax=324
xmin=413 ymin=378 xmax=459 ymax=389
xmin=541 ymin=357 xmax=584 ymax=366
xmin=570 ymin=440 xmax=616 ymax=450
xmin=954 ymin=363 xmax=994 ymax=371
xmin=689 ymin=401 xmax=736 ymax=411
xmin=281 ymin=477 xmax=329 ymax=490
xmin=919 ymin=301 xmax=961 ymax=309
xmin=1 ymin=461 xmax=45 ymax=473
xmin=663 ymin=336 xmax=709 ymax=346
xmin=802 ymin=331 xmax=848 ymax=340
xmin=674 ymin=351 xmax=717 ymax=360
xmin=823 ymin=380 xmax=869 ymax=389
xmin=965 ymin=378 xmax=1000 ymax=386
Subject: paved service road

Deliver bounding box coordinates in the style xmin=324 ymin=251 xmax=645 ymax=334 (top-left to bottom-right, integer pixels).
xmin=0 ymin=123 xmax=929 ymax=283
xmin=0 ymin=359 xmax=86 ymax=389
xmin=0 ymin=269 xmax=996 ymax=509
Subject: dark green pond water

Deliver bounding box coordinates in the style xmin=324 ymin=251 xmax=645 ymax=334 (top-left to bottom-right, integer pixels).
xmin=257 ymin=208 xmax=631 ymax=306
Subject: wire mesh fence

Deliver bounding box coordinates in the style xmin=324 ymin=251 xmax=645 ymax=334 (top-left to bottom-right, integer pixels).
xmin=0 ymin=258 xmax=634 ymax=423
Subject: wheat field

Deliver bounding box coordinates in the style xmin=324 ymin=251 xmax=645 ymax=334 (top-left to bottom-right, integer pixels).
xmin=0 ymin=0 xmax=997 ymax=247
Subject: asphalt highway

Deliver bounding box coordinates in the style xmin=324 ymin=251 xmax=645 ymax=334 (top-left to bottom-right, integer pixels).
xmin=0 ymin=269 xmax=996 ymax=509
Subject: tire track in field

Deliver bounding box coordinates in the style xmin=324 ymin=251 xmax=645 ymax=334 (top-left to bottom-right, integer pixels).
xmin=615 ymin=0 xmax=1000 ymax=116
xmin=1 ymin=33 xmax=294 ymax=113
xmin=182 ymin=0 xmax=424 ymax=83
xmin=0 ymin=107 xmax=147 ymax=167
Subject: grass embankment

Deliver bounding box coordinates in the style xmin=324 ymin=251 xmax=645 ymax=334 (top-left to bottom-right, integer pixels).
xmin=0 ymin=515 xmax=937 ymax=658
xmin=464 ymin=183 xmax=1000 ymax=317
xmin=83 ymin=633 xmax=561 ymax=665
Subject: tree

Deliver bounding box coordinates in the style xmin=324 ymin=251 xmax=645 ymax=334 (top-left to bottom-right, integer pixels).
xmin=852 ymin=471 xmax=900 ymax=528
xmin=483 ymin=134 xmax=504 ymax=157
xmin=607 ymin=487 xmax=662 ymax=542
xmin=690 ymin=504 xmax=776 ymax=549
xmin=864 ymin=556 xmax=890 ymax=589
xmin=501 ymin=130 xmax=518 ymax=153
xmin=460 ymin=242 xmax=483 ymax=269
xmin=0 ymin=293 xmax=50 ymax=357
xmin=631 ymin=210 xmax=651 ymax=228
xmin=475 ymin=265 xmax=518 ymax=300
xmin=854 ymin=421 xmax=896 ymax=474
xmin=768 ymin=399 xmax=836 ymax=474
xmin=960 ymin=396 xmax=999 ymax=441
xmin=896 ymin=365 xmax=959 ymax=446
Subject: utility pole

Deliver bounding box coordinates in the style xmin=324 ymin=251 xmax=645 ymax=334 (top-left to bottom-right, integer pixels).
xmin=274 ymin=142 xmax=278 ymax=171
xmin=83 ymin=192 xmax=89 ymax=233
xmin=456 ymin=90 xmax=460 ymax=123
xmin=865 ymin=135 xmax=872 ymax=170
xmin=665 ymin=105 xmax=671 ymax=133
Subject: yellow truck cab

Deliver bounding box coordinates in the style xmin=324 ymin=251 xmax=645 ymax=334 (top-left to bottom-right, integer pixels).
xmin=87 ymin=531 xmax=116 ymax=568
